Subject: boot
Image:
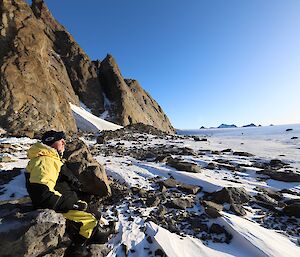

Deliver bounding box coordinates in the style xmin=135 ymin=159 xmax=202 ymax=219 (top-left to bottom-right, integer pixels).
xmin=64 ymin=234 xmax=89 ymax=257
xmin=88 ymin=222 xmax=116 ymax=245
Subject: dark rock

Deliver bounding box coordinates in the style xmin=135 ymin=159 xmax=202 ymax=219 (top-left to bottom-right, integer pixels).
xmin=221 ymin=149 xmax=232 ymax=153
xmin=155 ymin=154 xmax=172 ymax=163
xmin=254 ymin=193 xmax=278 ymax=206
xmin=252 ymin=201 xmax=277 ymax=212
xmin=218 ymin=124 xmax=237 ymax=129
xmin=120 ymin=243 xmax=129 ymax=255
xmin=146 ymin=236 xmax=153 ymax=244
xmin=283 ymin=204 xmax=300 ymax=218
xmin=255 ymin=187 xmax=283 ymax=201
xmin=206 ymin=162 xmax=218 ymax=170
xmin=242 ymin=123 xmax=256 ymax=127
xmin=280 ymin=189 xmax=300 ymax=196
xmin=229 ymin=204 xmax=246 ymax=216
xmin=208 ymin=187 xmax=251 ymax=205
xmin=146 ymin=196 xmax=161 ymax=207
xmin=189 ymin=217 xmax=209 ymax=232
xmin=165 ymin=197 xmax=195 ymax=210
xmin=291 ymin=137 xmax=298 ymax=140
xmin=202 ymin=200 xmax=223 ymax=218
xmin=179 ymin=147 xmax=198 ymax=156
xmin=218 ymin=163 xmax=237 ymax=171
xmin=264 ymin=170 xmax=300 ymax=182
xmin=193 ymin=136 xmax=207 ymax=142
xmin=167 ymin=158 xmax=202 ymax=173
xmin=156 ymin=206 xmax=168 ymax=219
xmin=209 ymin=223 xmax=226 ymax=234
xmin=154 ymin=248 xmax=165 ymax=257
xmin=233 ymin=151 xmax=254 ymax=157
xmin=286 ymin=128 xmax=293 ymax=132
xmin=269 ymin=159 xmax=288 ymax=169
xmin=159 ymin=178 xmax=202 ymax=194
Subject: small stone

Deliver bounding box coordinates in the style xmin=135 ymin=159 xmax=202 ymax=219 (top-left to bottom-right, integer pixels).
xmin=209 ymin=223 xmax=226 ymax=234
xmin=154 ymin=248 xmax=165 ymax=256
xmin=146 ymin=236 xmax=153 ymax=244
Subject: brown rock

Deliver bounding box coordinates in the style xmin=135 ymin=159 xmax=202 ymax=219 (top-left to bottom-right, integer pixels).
xmin=283 ymin=203 xmax=300 ymax=218
xmin=202 ymin=200 xmax=223 ymax=218
xmin=165 ymin=197 xmax=195 ymax=210
xmin=64 ymin=138 xmax=111 ymax=197
xmin=0 ymin=0 xmax=79 ymax=135
xmin=167 ymin=158 xmax=202 ymax=173
xmin=98 ymin=54 xmax=175 ymax=134
xmin=159 ymin=178 xmax=202 ymax=194
xmin=209 ymin=187 xmax=251 ymax=205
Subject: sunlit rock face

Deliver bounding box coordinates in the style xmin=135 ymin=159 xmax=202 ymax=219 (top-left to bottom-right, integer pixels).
xmin=98 ymin=54 xmax=175 ymax=134
xmin=0 ymin=0 xmax=175 ymax=136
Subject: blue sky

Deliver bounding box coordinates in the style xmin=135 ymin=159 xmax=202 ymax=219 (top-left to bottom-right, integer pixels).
xmin=29 ymin=0 xmax=300 ymax=129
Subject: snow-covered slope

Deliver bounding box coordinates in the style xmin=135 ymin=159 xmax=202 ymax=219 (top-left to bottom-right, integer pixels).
xmin=70 ymin=103 xmax=122 ymax=132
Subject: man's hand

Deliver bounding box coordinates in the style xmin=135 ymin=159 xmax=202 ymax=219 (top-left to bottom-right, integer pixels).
xmin=72 ymin=200 xmax=88 ymax=211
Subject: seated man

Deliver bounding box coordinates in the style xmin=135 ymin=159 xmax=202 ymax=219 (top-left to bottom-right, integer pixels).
xmin=25 ymin=130 xmax=114 ymax=257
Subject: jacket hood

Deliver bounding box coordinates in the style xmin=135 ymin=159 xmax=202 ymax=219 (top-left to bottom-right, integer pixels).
xmin=27 ymin=142 xmax=60 ymax=160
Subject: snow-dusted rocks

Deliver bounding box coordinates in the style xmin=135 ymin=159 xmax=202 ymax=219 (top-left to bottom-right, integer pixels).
xmin=1 ymin=124 xmax=300 ymax=256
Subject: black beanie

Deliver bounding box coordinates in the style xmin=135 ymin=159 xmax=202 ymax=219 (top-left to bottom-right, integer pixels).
xmin=41 ymin=130 xmax=66 ymax=146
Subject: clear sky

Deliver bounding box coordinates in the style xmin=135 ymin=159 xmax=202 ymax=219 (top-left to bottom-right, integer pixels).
xmin=29 ymin=0 xmax=300 ymax=129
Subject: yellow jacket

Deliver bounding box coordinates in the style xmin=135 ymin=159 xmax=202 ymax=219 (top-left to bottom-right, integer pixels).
xmin=26 ymin=142 xmax=63 ymax=197
xmin=26 ymin=142 xmax=79 ymax=211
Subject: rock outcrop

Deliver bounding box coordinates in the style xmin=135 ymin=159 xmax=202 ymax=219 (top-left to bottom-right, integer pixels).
xmin=64 ymin=138 xmax=111 ymax=197
xmin=0 ymin=0 xmax=175 ymax=136
xmin=97 ymin=54 xmax=175 ymax=133
xmin=0 ymin=201 xmax=66 ymax=257
xmin=0 ymin=0 xmax=79 ymax=136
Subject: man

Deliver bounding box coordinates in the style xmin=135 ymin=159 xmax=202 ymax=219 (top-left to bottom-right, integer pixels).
xmin=25 ymin=130 xmax=114 ymax=257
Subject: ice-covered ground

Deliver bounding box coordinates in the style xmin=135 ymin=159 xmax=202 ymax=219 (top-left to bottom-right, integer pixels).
xmin=1 ymin=106 xmax=299 ymax=256
xmin=178 ymin=124 xmax=300 ymax=169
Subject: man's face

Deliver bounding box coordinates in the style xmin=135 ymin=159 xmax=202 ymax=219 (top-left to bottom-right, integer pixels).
xmin=51 ymin=138 xmax=66 ymax=155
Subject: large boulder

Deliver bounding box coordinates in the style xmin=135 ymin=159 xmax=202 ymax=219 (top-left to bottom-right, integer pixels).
xmin=0 ymin=201 xmax=66 ymax=257
xmin=64 ymin=138 xmax=111 ymax=197
xmin=209 ymin=187 xmax=251 ymax=205
xmin=207 ymin=187 xmax=251 ymax=216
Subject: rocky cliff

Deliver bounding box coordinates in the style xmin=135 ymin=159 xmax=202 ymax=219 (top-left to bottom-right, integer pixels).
xmin=0 ymin=0 xmax=175 ymax=136
xmin=97 ymin=55 xmax=175 ymax=133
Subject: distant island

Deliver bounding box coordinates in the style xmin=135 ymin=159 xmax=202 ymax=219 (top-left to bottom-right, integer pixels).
xmin=242 ymin=123 xmax=257 ymax=128
xmin=199 ymin=123 xmax=261 ymax=129
xmin=218 ymin=124 xmax=237 ymax=128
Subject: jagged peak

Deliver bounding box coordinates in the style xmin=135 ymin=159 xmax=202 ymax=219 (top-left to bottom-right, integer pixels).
xmin=31 ymin=0 xmax=48 ymax=18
